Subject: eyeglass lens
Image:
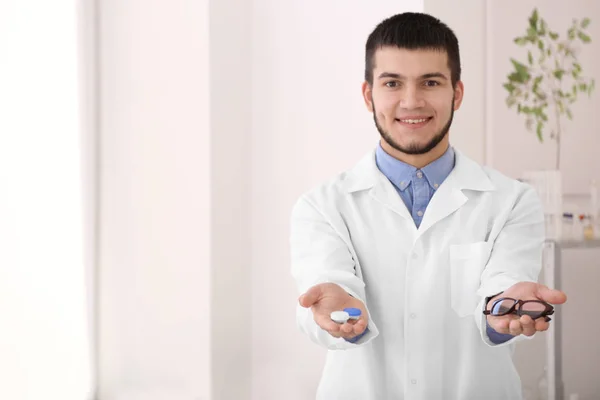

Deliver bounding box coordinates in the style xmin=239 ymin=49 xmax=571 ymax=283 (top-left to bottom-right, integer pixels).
xmin=491 ymin=299 xmax=547 ymax=318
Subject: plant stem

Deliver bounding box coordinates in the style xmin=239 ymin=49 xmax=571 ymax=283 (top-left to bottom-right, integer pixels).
xmin=554 ymin=105 xmax=561 ymax=170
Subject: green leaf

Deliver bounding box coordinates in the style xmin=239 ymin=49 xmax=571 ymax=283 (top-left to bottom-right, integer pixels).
xmin=581 ymin=18 xmax=591 ymax=29
xmin=530 ymin=8 xmax=539 ymax=29
xmin=578 ymin=31 xmax=591 ymax=43
xmin=553 ymin=70 xmax=565 ymax=80
xmin=510 ymin=58 xmax=530 ymax=82
xmin=579 ymin=83 xmax=588 ymax=91
xmin=528 ymin=51 xmax=533 ymax=65
xmin=515 ymin=37 xmax=528 ymax=46
xmin=521 ymin=105 xmax=534 ymax=114
xmin=569 ymin=28 xmax=576 ymax=40
xmin=536 ymin=122 xmax=543 ymax=142
xmin=538 ymin=40 xmax=544 ymax=51
xmin=533 ymin=75 xmax=544 ymax=95
xmin=573 ymin=62 xmax=582 ymax=72
xmin=508 ymin=72 xmax=523 ymax=84
xmin=503 ymin=83 xmax=516 ymax=93
xmin=540 ymin=19 xmax=548 ymax=35
xmin=549 ymin=31 xmax=559 ymax=40
xmin=566 ymin=108 xmax=573 ymax=120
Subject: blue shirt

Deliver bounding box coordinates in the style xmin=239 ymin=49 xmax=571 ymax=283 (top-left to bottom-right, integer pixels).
xmin=346 ymin=143 xmax=512 ymax=344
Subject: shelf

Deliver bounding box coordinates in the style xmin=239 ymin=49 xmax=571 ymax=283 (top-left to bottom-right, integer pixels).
xmin=547 ymin=238 xmax=600 ymax=249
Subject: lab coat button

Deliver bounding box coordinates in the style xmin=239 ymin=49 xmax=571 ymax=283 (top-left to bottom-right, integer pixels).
xmin=411 ymin=253 xmax=418 ymax=260
xmin=410 ymin=313 xmax=417 ymax=319
xmin=411 ymin=379 xmax=417 ymax=384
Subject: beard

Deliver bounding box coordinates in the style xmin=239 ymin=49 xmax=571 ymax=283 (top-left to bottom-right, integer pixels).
xmin=373 ymin=94 xmax=455 ymax=155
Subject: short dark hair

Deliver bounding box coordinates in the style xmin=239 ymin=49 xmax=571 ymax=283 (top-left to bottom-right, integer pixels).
xmin=365 ymin=12 xmax=461 ymax=87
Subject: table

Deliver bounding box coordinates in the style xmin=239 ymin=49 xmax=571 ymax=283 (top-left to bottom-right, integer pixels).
xmin=542 ymin=238 xmax=600 ymax=400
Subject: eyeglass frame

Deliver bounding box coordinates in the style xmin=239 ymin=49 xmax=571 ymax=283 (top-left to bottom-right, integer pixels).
xmin=482 ymin=297 xmax=554 ymax=320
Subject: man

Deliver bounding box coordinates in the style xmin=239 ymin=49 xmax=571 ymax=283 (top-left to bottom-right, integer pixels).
xmin=289 ymin=12 xmax=567 ymax=400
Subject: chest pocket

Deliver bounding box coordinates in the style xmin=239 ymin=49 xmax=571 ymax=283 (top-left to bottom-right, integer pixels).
xmin=449 ymin=241 xmax=493 ymax=317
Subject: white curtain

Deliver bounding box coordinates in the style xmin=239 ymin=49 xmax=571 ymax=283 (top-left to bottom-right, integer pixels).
xmin=0 ymin=1 xmax=94 ymax=399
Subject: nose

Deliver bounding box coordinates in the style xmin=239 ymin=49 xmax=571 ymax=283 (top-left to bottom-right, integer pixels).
xmin=399 ymin=86 xmax=426 ymax=109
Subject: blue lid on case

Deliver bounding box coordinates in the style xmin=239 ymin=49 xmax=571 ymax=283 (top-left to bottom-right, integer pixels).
xmin=343 ymin=307 xmax=361 ymax=317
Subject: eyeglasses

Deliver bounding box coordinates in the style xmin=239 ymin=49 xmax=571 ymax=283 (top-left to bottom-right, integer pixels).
xmin=483 ymin=297 xmax=554 ymax=321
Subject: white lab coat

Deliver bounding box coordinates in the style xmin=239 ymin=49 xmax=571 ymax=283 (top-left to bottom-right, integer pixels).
xmin=290 ymin=147 xmax=544 ymax=400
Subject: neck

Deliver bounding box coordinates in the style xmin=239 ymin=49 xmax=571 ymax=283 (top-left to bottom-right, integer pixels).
xmin=380 ymin=139 xmax=449 ymax=169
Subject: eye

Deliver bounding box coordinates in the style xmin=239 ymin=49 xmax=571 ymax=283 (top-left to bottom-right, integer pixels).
xmin=385 ymin=81 xmax=399 ymax=88
xmin=424 ymin=80 xmax=440 ymax=87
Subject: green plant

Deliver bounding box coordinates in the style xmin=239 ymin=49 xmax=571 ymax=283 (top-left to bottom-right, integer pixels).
xmin=503 ymin=8 xmax=595 ymax=169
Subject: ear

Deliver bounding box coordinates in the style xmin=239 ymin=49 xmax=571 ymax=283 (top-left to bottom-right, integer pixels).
xmin=453 ymin=81 xmax=464 ymax=111
xmin=362 ymin=81 xmax=374 ymax=112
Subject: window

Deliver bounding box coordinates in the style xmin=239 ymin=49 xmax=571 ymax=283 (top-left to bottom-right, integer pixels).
xmin=0 ymin=1 xmax=94 ymax=399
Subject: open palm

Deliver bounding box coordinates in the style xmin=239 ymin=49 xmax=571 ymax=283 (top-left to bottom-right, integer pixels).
xmin=487 ymin=282 xmax=567 ymax=336
xmin=299 ymin=283 xmax=369 ymax=339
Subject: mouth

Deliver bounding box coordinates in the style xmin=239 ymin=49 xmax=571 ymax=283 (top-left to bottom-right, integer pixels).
xmin=395 ymin=116 xmax=433 ymax=129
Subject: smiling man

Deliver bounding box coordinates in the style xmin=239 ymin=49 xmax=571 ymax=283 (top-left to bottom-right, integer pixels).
xmin=290 ymin=12 xmax=567 ymax=400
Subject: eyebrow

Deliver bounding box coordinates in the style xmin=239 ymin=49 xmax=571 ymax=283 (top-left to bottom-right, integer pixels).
xmin=377 ymin=72 xmax=448 ymax=81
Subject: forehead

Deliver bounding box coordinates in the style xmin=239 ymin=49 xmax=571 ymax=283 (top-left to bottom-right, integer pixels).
xmin=372 ymin=47 xmax=450 ymax=77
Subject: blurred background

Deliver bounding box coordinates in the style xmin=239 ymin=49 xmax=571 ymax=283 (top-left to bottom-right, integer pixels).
xmin=0 ymin=0 xmax=598 ymax=399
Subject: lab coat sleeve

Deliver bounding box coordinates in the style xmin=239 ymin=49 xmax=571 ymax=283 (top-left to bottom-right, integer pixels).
xmin=290 ymin=195 xmax=380 ymax=350
xmin=475 ymin=184 xmax=545 ymax=347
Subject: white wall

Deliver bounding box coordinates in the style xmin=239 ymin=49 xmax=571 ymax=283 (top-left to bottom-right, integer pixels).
xmin=250 ymin=2 xmax=424 ymax=399
xmin=98 ymin=1 xmax=212 ymax=399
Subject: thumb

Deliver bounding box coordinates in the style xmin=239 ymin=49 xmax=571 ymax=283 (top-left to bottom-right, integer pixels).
xmin=536 ymin=284 xmax=567 ymax=305
xmin=299 ymin=284 xmax=323 ymax=308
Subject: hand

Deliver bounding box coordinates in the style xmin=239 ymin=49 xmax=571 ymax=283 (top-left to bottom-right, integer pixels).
xmin=299 ymin=283 xmax=368 ymax=340
xmin=486 ymin=282 xmax=567 ymax=336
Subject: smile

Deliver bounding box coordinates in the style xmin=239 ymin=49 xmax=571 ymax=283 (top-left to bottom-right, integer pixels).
xmin=396 ymin=117 xmax=432 ymax=124
xmin=395 ymin=117 xmax=433 ymax=128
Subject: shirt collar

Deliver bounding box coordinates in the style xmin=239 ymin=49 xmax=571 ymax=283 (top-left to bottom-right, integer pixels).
xmin=375 ymin=142 xmax=455 ymax=191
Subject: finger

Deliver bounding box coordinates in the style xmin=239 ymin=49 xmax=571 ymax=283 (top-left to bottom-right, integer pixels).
xmin=520 ymin=315 xmax=536 ymax=337
xmin=339 ymin=321 xmax=354 ymax=334
xmin=488 ymin=317 xmax=511 ymax=334
xmin=535 ymin=318 xmax=550 ymax=332
xmin=299 ymin=285 xmax=323 ymax=308
xmin=352 ymin=318 xmax=367 ymax=335
xmin=535 ymin=285 xmax=567 ymax=305
xmin=509 ymin=318 xmax=523 ymax=336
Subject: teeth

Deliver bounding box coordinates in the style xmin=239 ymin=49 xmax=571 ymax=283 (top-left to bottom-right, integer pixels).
xmin=399 ymin=118 xmax=429 ymax=124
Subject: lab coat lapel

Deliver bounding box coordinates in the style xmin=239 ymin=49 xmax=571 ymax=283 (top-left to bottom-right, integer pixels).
xmin=344 ymin=148 xmax=494 ymax=232
xmin=345 ymin=150 xmax=413 ymax=222
xmin=416 ymin=172 xmax=467 ymax=235
xmin=417 ymin=149 xmax=496 ymax=236
xmin=369 ymin=178 xmax=414 ymax=222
